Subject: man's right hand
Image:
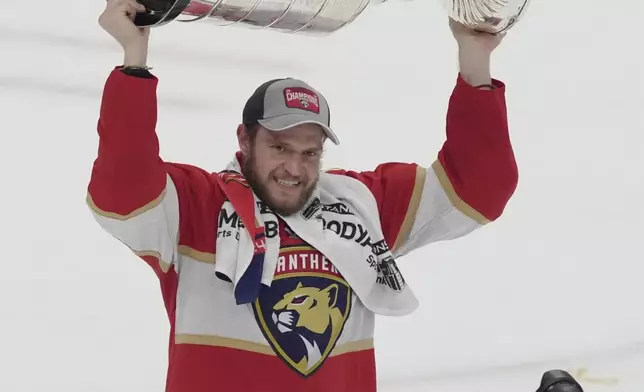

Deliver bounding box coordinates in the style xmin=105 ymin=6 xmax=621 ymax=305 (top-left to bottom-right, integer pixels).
xmin=99 ymin=0 xmax=150 ymax=67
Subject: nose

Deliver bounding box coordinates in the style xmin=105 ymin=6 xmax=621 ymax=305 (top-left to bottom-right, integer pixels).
xmin=282 ymin=155 xmax=304 ymax=178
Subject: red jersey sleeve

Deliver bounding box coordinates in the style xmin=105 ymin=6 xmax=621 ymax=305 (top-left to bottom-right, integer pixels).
xmin=86 ymin=68 xmax=221 ymax=284
xmin=327 ymin=74 xmax=518 ymax=256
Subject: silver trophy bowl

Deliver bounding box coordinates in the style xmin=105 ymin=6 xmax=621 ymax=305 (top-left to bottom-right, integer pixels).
xmin=442 ymin=0 xmax=532 ymax=34
xmin=133 ymin=0 xmax=373 ymax=34
xmin=133 ymin=0 xmax=531 ymax=35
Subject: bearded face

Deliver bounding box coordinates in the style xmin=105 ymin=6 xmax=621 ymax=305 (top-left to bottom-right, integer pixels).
xmin=239 ymin=124 xmax=325 ymax=216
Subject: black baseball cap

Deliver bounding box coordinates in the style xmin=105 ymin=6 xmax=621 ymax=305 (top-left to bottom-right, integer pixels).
xmin=242 ymin=77 xmax=340 ymax=145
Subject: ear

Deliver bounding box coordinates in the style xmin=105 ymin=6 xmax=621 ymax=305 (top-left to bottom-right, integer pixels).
xmin=237 ymin=124 xmax=250 ymax=156
xmin=322 ymin=284 xmax=339 ymax=308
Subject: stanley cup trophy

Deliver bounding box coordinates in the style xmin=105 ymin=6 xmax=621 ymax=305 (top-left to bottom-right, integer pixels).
xmin=441 ymin=0 xmax=532 ymax=33
xmin=132 ymin=0 xmax=532 ymax=35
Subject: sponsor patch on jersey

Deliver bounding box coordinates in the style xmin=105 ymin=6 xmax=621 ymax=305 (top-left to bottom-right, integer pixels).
xmin=252 ymin=247 xmax=351 ymax=377
xmin=283 ymin=87 xmax=320 ymax=114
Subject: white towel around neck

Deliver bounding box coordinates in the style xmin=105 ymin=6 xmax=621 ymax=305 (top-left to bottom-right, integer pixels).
xmin=214 ymin=155 xmax=419 ymax=316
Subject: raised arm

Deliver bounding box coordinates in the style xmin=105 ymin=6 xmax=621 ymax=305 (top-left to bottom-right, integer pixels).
xmin=87 ymin=0 xmax=216 ymax=281
xmin=330 ymin=20 xmax=518 ymax=256
xmin=87 ymin=62 xmax=182 ymax=271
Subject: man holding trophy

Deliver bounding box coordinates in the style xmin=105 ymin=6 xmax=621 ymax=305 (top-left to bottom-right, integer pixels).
xmin=87 ymin=0 xmax=519 ymax=391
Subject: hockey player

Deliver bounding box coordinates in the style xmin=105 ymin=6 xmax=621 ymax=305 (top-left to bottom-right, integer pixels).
xmin=88 ymin=0 xmax=519 ymax=391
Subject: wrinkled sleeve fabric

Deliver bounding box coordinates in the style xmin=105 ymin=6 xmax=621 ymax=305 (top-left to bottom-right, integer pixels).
xmin=328 ymin=74 xmax=518 ymax=257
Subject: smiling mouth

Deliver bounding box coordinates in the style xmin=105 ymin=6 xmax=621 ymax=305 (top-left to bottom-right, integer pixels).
xmin=274 ymin=177 xmax=301 ymax=187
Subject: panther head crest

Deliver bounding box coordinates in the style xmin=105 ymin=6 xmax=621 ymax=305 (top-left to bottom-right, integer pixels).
xmin=272 ymin=282 xmax=344 ymax=373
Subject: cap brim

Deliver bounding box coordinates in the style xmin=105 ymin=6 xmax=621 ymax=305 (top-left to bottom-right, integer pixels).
xmin=258 ymin=114 xmax=340 ymax=145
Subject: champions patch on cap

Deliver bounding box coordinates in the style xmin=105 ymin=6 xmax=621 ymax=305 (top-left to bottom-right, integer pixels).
xmin=283 ymin=87 xmax=320 ymax=114
xmin=242 ymin=77 xmax=340 ymax=145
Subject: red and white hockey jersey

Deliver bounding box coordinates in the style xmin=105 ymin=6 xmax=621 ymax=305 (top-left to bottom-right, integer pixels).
xmin=86 ymin=68 xmax=518 ymax=392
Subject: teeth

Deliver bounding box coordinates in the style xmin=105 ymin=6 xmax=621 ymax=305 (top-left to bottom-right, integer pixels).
xmin=276 ymin=178 xmax=300 ymax=186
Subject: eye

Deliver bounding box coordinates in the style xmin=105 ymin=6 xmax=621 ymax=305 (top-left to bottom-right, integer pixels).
xmin=272 ymin=144 xmax=286 ymax=153
xmin=304 ymin=150 xmax=322 ymax=158
xmin=291 ymin=295 xmax=307 ymax=304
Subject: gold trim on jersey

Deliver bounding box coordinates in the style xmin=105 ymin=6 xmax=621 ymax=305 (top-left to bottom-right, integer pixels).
xmin=86 ymin=188 xmax=166 ymax=220
xmin=329 ymin=338 xmax=374 ymax=357
xmin=175 ymin=334 xmax=276 ymax=355
xmin=178 ymin=245 xmax=215 ymax=264
xmin=392 ymin=165 xmax=427 ymax=252
xmin=131 ymin=249 xmax=172 ymax=273
xmin=431 ymin=160 xmax=491 ymax=225
xmin=278 ymin=245 xmax=316 ymax=253
xmin=174 ymin=333 xmax=374 ymax=357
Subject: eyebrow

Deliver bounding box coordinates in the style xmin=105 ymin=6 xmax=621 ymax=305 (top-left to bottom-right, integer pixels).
xmin=268 ymin=134 xmax=323 ymax=149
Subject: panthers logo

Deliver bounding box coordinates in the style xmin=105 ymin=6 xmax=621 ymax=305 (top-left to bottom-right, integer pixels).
xmin=253 ymin=275 xmax=352 ymax=377
xmin=273 ymin=282 xmax=344 ymax=373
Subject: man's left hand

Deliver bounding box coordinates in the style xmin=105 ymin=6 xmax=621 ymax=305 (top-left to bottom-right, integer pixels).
xmin=449 ymin=18 xmax=506 ymax=87
xmin=449 ymin=18 xmax=506 ymax=56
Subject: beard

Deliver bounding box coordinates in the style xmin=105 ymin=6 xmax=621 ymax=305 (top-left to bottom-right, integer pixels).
xmin=241 ymin=150 xmax=317 ymax=217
